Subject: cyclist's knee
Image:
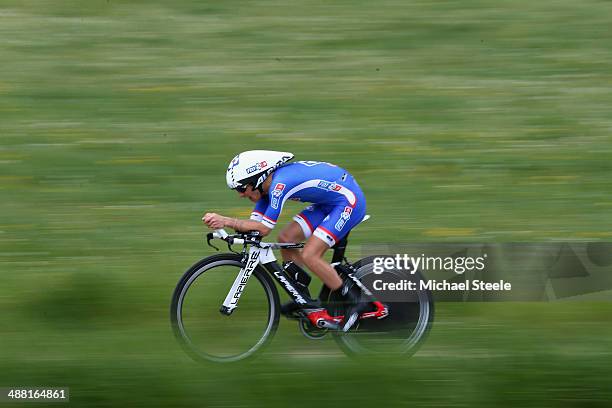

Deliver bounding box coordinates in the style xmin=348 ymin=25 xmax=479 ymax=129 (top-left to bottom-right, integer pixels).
xmin=278 ymin=229 xmax=295 ymax=244
xmin=278 ymin=222 xmax=304 ymax=244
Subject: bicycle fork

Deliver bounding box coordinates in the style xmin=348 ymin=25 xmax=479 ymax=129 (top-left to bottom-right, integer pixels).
xmin=219 ymin=246 xmax=263 ymax=315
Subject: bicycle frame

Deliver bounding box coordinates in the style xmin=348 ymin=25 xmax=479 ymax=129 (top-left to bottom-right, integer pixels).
xmin=216 ymin=229 xmax=351 ymax=316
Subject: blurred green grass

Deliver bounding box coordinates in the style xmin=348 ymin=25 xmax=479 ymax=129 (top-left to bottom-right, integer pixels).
xmin=1 ymin=0 xmax=612 ymax=406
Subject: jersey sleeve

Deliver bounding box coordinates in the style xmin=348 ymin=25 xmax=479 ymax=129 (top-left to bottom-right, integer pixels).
xmin=250 ymin=197 xmax=269 ymax=222
xmin=259 ymin=181 xmax=289 ymax=229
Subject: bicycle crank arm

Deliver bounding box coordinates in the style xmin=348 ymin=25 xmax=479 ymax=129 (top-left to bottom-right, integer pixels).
xmin=317 ymin=320 xmax=340 ymax=330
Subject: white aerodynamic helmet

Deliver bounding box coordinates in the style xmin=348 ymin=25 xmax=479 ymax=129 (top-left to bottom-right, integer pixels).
xmin=226 ymin=150 xmax=294 ymax=191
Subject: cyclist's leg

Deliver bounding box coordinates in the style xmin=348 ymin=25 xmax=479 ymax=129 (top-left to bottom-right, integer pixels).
xmin=302 ymin=237 xmax=343 ymax=290
xmin=302 ymin=202 xmax=366 ymax=289
xmin=308 ymin=202 xmax=368 ymax=331
xmin=278 ymin=206 xmax=330 ymax=317
xmin=280 ymin=205 xmax=327 ymax=264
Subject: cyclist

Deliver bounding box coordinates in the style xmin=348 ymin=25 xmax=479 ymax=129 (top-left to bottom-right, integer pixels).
xmin=203 ymin=150 xmax=369 ymax=331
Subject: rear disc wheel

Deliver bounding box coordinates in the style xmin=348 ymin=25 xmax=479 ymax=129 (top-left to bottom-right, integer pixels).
xmin=330 ymin=257 xmax=434 ymax=357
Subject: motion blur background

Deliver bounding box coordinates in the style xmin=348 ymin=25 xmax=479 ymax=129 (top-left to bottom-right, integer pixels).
xmin=1 ymin=0 xmax=612 ymax=406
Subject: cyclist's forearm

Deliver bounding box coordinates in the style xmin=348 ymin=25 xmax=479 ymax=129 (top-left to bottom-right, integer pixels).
xmin=223 ymin=217 xmax=271 ymax=235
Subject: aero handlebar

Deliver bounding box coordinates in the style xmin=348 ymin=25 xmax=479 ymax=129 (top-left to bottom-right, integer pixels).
xmin=206 ymin=229 xmax=303 ymax=251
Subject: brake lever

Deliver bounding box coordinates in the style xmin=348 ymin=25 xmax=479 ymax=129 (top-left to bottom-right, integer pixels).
xmin=206 ymin=232 xmax=220 ymax=251
xmin=227 ymin=240 xmax=240 ymax=254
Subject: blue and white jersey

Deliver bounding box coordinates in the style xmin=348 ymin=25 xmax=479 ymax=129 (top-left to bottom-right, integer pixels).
xmin=250 ymin=161 xmax=365 ymax=230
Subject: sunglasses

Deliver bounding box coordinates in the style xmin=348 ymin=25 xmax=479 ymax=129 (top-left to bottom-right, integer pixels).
xmin=234 ymin=185 xmax=248 ymax=193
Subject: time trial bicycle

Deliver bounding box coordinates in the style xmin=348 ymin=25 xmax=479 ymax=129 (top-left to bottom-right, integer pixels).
xmin=170 ymin=218 xmax=434 ymax=363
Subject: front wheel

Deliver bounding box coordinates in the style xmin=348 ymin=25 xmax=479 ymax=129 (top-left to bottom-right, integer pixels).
xmin=330 ymin=256 xmax=435 ymax=358
xmin=170 ymin=253 xmax=280 ymax=363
